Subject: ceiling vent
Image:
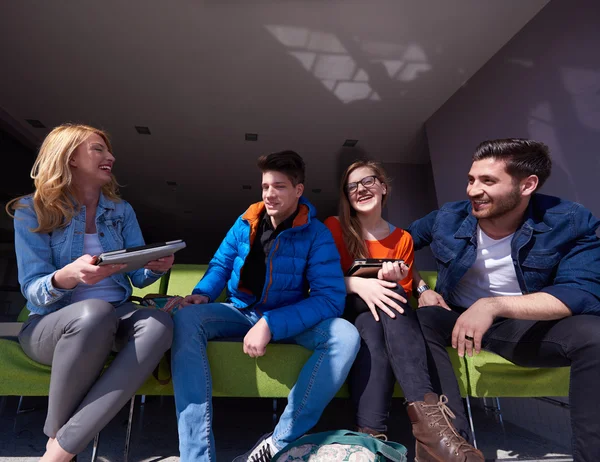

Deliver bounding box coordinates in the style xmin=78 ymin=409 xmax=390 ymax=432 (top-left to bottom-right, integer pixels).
xmin=245 ymin=133 xmax=258 ymax=141
xmin=242 ymin=185 xmax=252 ymax=190
xmin=343 ymin=139 xmax=358 ymax=147
xmin=25 ymin=119 xmax=45 ymax=128
xmin=135 ymin=126 xmax=151 ymax=135
xmin=312 ymin=188 xmax=322 ymax=194
xmin=166 ymin=181 xmax=177 ymax=187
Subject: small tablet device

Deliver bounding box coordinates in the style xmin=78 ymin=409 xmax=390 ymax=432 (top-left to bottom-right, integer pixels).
xmin=345 ymin=258 xmax=409 ymax=278
xmin=96 ymin=239 xmax=186 ymax=273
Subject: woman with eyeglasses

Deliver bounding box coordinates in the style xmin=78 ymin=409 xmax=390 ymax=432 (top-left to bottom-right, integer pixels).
xmin=324 ymin=161 xmax=483 ymax=461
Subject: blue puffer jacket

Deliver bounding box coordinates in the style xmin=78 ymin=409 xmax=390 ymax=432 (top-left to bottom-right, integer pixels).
xmin=192 ymin=197 xmax=346 ymax=341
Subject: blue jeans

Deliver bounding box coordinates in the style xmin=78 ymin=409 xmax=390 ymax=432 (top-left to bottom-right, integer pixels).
xmin=171 ymin=303 xmax=360 ymax=462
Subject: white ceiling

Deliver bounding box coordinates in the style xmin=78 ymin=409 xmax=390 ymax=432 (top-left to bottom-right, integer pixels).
xmin=0 ymin=0 xmax=549 ymax=257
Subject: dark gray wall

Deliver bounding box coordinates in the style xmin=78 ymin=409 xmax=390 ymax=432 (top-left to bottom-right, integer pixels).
xmin=426 ymin=0 xmax=600 ymax=219
xmin=0 ymin=127 xmax=32 ymax=318
xmin=382 ymin=161 xmax=437 ymax=270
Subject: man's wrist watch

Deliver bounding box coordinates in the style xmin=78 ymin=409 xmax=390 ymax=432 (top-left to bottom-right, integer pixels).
xmin=416 ymin=284 xmax=431 ymax=297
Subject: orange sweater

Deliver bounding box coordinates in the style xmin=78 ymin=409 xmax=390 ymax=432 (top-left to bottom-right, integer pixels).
xmin=324 ymin=216 xmax=414 ymax=298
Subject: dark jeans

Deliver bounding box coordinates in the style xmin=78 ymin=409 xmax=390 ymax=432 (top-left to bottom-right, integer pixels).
xmin=417 ymin=305 xmax=600 ymax=462
xmin=346 ymin=287 xmax=433 ymax=432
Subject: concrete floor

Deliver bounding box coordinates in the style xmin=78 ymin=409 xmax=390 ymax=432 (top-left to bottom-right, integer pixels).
xmin=0 ymin=395 xmax=572 ymax=462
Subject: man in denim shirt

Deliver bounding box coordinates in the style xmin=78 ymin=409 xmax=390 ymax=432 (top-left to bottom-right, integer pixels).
xmin=409 ymin=139 xmax=600 ymax=461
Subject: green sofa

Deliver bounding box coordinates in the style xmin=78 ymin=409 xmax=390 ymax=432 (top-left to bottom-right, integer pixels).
xmin=0 ymin=266 xmax=468 ymax=398
xmin=0 ymin=265 xmax=569 ymax=399
xmin=0 ymin=264 xmax=571 ymax=457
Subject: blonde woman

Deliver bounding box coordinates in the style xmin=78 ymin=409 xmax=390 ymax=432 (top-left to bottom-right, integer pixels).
xmin=325 ymin=161 xmax=483 ymax=461
xmin=7 ymin=124 xmax=174 ymax=462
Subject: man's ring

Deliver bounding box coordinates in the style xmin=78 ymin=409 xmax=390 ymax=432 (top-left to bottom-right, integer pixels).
xmin=465 ymin=335 xmax=474 ymax=341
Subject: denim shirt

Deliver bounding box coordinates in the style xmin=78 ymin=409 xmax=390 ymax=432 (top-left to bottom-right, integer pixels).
xmin=408 ymin=194 xmax=600 ymax=315
xmin=14 ymin=193 xmax=163 ymax=316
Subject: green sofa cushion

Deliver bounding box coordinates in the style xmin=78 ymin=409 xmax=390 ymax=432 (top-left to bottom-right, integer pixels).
xmin=132 ymin=275 xmax=168 ymax=297
xmin=465 ymin=350 xmax=569 ymax=398
xmin=166 ymin=264 xmax=226 ymax=302
xmin=5 ymin=266 xmax=563 ymax=401
xmin=0 ymin=331 xmax=466 ymax=398
xmin=166 ymin=264 xmax=209 ymax=296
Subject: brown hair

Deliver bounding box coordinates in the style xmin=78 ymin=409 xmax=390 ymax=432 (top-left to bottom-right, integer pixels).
xmin=6 ymin=123 xmax=121 ymax=233
xmin=257 ymin=150 xmax=305 ymax=185
xmin=473 ymin=138 xmax=552 ymax=190
xmin=339 ymin=160 xmax=391 ymax=259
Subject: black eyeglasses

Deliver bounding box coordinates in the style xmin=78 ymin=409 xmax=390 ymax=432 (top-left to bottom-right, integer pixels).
xmin=346 ymin=175 xmax=378 ymax=194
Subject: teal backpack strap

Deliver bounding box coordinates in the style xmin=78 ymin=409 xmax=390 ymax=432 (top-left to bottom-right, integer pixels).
xmin=272 ymin=430 xmax=407 ymax=462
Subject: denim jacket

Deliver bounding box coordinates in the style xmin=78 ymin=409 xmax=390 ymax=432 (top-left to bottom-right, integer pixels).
xmin=408 ymin=194 xmax=600 ymax=315
xmin=14 ymin=193 xmax=163 ymax=316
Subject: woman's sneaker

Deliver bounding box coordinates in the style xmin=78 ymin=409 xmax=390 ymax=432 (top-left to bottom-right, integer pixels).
xmin=232 ymin=432 xmax=277 ymax=462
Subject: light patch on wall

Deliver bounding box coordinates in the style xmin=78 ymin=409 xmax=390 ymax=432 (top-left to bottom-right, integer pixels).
xmin=267 ymin=25 xmax=432 ymax=103
xmin=506 ymin=58 xmax=535 ymax=68
xmin=313 ymin=54 xmax=356 ymax=81
xmin=561 ymin=67 xmax=600 ymax=132
xmin=397 ymin=62 xmax=432 ymax=82
xmin=529 ymin=102 xmax=552 ymax=122
xmin=267 ymin=25 xmax=375 ymax=104
xmin=335 ymin=82 xmax=372 ymax=102
xmin=380 ymin=60 xmax=404 ymax=78
xmin=359 ymin=40 xmax=432 ymax=81
xmin=528 ymin=102 xmax=578 ymax=202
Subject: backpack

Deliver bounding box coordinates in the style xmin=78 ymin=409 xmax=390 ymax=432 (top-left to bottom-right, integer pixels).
xmin=272 ymin=430 xmax=407 ymax=462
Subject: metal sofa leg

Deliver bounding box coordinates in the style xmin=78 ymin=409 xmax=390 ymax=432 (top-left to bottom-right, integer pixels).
xmin=465 ymin=395 xmax=478 ymax=449
xmin=91 ymin=433 xmax=100 ymax=462
xmin=124 ymin=396 xmax=136 ymax=462
xmin=495 ymin=397 xmax=505 ymax=433
xmin=16 ymin=396 xmax=35 ymax=414
xmin=14 ymin=396 xmax=36 ymax=433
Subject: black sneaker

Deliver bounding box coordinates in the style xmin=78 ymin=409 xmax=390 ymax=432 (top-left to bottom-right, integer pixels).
xmin=232 ymin=432 xmax=275 ymax=462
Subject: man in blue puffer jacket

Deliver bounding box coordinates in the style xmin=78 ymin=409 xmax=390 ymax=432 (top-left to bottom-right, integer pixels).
xmin=171 ymin=150 xmax=361 ymax=462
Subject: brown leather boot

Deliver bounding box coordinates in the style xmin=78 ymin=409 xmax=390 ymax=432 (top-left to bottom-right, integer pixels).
xmin=355 ymin=426 xmax=388 ymax=441
xmin=407 ymin=393 xmax=484 ymax=462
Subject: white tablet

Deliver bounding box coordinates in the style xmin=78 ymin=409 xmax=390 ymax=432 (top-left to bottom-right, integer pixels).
xmin=96 ymin=240 xmax=186 ymax=273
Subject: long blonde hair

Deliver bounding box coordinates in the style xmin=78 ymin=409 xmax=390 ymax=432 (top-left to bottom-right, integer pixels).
xmin=6 ymin=123 xmax=121 ymax=233
xmin=339 ymin=160 xmax=391 ymax=259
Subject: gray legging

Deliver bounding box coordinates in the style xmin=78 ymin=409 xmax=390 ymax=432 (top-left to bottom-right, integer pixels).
xmin=18 ymin=299 xmax=173 ymax=455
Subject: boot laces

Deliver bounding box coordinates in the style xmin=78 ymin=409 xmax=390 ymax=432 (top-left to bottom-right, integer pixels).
xmin=422 ymin=395 xmax=472 ymax=454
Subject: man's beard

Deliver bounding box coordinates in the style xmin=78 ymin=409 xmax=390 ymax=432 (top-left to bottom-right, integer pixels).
xmin=472 ymin=187 xmax=522 ymax=220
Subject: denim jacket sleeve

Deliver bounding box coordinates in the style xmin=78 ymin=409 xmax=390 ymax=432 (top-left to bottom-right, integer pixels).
xmin=14 ymin=204 xmax=71 ymax=307
xmin=262 ymin=226 xmax=346 ymax=341
xmin=122 ymin=202 xmax=163 ymax=288
xmin=407 ymin=210 xmax=438 ymax=251
xmin=540 ymin=206 xmax=600 ymax=315
xmin=192 ymin=219 xmax=239 ymax=301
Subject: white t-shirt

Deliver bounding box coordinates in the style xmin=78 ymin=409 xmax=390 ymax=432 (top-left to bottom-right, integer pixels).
xmin=70 ymin=233 xmax=127 ymax=304
xmin=449 ymin=225 xmax=522 ymax=308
